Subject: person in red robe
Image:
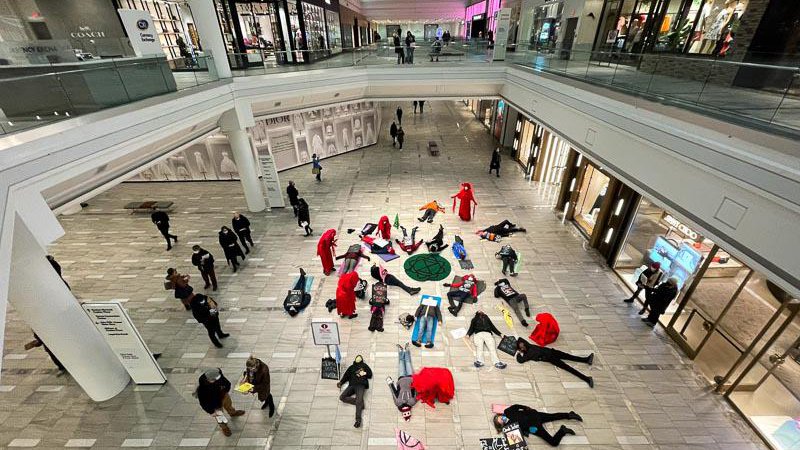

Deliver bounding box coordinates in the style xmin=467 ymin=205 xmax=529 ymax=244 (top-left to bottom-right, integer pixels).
xmin=317 ymin=229 xmax=337 ymax=275
xmin=377 ymin=215 xmax=391 ymax=240
xmin=529 ymin=312 xmax=560 ymax=346
xmin=336 ymin=271 xmax=359 ymax=319
xmin=451 ymin=182 xmax=477 ymax=221
xmin=411 ymin=367 xmax=454 ymax=408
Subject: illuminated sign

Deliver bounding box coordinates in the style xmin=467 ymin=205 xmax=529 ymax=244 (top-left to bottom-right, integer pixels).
xmin=662 ymin=213 xmax=698 ymax=240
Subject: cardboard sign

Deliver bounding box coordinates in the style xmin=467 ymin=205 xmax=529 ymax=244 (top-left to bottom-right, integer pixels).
xmin=450 ymin=327 xmax=468 ymax=339
xmin=479 ymin=437 xmax=508 ymax=450
xmin=311 ymin=320 xmax=340 ymax=345
xmin=321 ymin=357 xmax=339 ymax=380
xmin=502 ymin=423 xmax=528 ymax=450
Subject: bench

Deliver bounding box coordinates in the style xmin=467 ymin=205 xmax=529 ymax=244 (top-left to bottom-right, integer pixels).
xmin=428 ymin=51 xmax=465 ymax=62
xmin=124 ymin=201 xmax=174 ymax=214
xmin=428 ymin=141 xmax=439 ymax=156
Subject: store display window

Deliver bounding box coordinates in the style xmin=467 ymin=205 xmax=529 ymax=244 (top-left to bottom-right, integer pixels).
xmin=302 ymin=2 xmax=327 ymax=56
xmin=120 ymin=0 xmax=197 ymax=66
xmin=326 ymin=11 xmax=342 ymax=53
xmin=573 ymin=164 xmax=611 ymax=236
xmin=686 ymin=0 xmax=747 ymax=55
xmin=531 ymin=2 xmax=563 ymax=50
xmin=492 ymin=100 xmax=505 ymax=140
xmin=594 ymin=0 xmax=656 ymax=53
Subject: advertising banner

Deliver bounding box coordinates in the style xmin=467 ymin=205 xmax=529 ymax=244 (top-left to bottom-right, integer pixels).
xmin=311 ymin=320 xmax=341 ymax=346
xmin=492 ymin=8 xmax=512 ymax=60
xmin=258 ymin=153 xmax=285 ymax=208
xmin=117 ymin=9 xmax=163 ymax=57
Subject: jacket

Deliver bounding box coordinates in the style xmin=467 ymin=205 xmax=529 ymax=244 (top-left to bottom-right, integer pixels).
xmin=340 ymin=361 xmax=373 ymax=388
xmin=639 ymin=267 xmax=663 ymax=288
xmin=287 ymin=184 xmax=299 ymax=205
xmin=490 ymin=151 xmax=501 ymax=168
xmin=218 ymin=230 xmax=239 ymax=249
xmin=232 ymin=215 xmax=250 ymax=233
xmin=514 ymin=338 xmax=553 ymax=363
xmin=396 ymin=129 xmax=405 ymax=142
xmin=151 ymin=211 xmax=170 ymax=229
xmin=467 ymin=313 xmax=501 ymax=336
xmin=450 ymin=275 xmax=478 ymax=297
xmin=393 ymin=35 xmax=402 ymax=53
xmin=390 ymin=123 xmax=398 ymax=137
xmin=494 ymin=278 xmax=520 ymax=300
xmin=196 ymin=370 xmax=232 ymax=414
xmin=419 ymin=201 xmax=445 ymax=213
xmin=170 ymin=272 xmax=193 ymax=299
xmin=190 ymin=294 xmax=218 ymax=324
xmin=191 ymin=249 xmax=215 ymax=271
xmin=243 ymin=360 xmax=271 ymax=401
xmin=391 ymin=376 xmax=417 ymax=408
xmin=502 ymin=404 xmax=547 ymax=436
xmin=645 ymin=282 xmax=678 ymax=313
xmin=414 ymin=303 xmax=442 ymax=323
xmin=297 ymin=202 xmax=310 ymax=224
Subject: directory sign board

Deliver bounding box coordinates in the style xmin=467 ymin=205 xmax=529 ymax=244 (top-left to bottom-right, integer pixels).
xmin=311 ymin=320 xmax=341 ymax=346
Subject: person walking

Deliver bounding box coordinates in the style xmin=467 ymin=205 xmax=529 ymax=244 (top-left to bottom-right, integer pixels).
xmin=396 ymin=106 xmax=403 ymax=125
xmin=287 ymin=180 xmax=300 ymax=216
xmin=393 ymin=32 xmax=404 ymax=64
xmin=389 ymin=121 xmax=398 ymax=147
xmin=413 ymin=101 xmax=418 ymax=114
xmin=191 ymin=245 xmax=218 ymax=291
xmin=404 ymin=31 xmax=416 ymax=64
xmin=467 ymin=311 xmax=507 ymax=369
xmin=430 ymin=38 xmax=442 ymax=62
xmin=640 ymin=277 xmax=679 ymax=326
xmin=312 ymin=154 xmax=322 ymax=181
xmin=396 ymin=127 xmax=405 ymax=150
xmin=296 ymin=198 xmax=313 ymax=236
xmin=443 ymin=30 xmax=451 ymax=46
xmin=195 ymin=368 xmax=244 ymax=437
xmin=419 ymin=100 xmax=425 ymax=114
xmin=240 ymin=356 xmax=275 ymax=417
xmin=490 ymin=147 xmax=501 ymax=177
xmin=337 ymin=355 xmax=373 ymax=428
xmin=151 ymin=207 xmax=178 ymax=250
xmin=231 ymin=212 xmax=254 ymax=254
xmin=46 ymin=254 xmax=70 ymax=289
xmin=218 ymin=226 xmax=245 ymax=272
xmin=190 ymin=293 xmax=229 ymax=348
xmin=624 ymin=262 xmax=663 ymax=303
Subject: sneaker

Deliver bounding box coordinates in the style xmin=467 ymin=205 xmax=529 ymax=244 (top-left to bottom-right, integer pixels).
xmin=412 ymin=341 xmax=422 ymax=347
xmin=213 ymin=342 xmax=223 ymax=348
xmin=219 ymin=333 xmax=230 ymax=339
xmin=409 ymin=287 xmax=421 ymax=295
xmin=427 ymin=219 xmax=433 ymax=223
xmin=447 ymin=306 xmax=458 ymax=316
xmin=587 ymin=353 xmax=594 ymax=366
xmin=354 ymin=419 xmax=361 ymax=428
xmin=638 ymin=308 xmax=646 ymax=315
xmin=520 ymin=320 xmax=528 ymax=327
xmin=204 ymin=284 xmax=211 ymax=289
xmin=474 ymin=361 xmax=484 ymax=368
xmin=425 ymin=343 xmax=434 ymax=349
xmin=510 ymin=272 xmax=518 ymax=277
xmin=560 ymin=425 xmax=576 ymax=436
xmin=623 ymin=298 xmax=634 ymax=303
xmin=220 ymin=423 xmax=232 ymax=437
xmin=587 ymin=377 xmax=594 ymax=388
xmin=417 ymin=217 xmax=424 ymax=222
xmin=230 ymin=410 xmax=245 ymax=417
xmin=494 ymin=362 xmax=507 ymax=369
xmin=568 ymin=411 xmax=583 ymax=422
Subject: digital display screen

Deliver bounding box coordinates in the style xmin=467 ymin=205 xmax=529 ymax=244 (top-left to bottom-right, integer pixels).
xmin=647 ymin=236 xmax=678 ymax=273
xmin=674 ymin=243 xmax=702 ymax=274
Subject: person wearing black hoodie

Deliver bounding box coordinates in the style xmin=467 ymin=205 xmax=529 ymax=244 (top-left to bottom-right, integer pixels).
xmin=467 ymin=311 xmax=506 ymax=369
xmin=287 ymin=181 xmax=300 ymax=216
xmin=515 ymin=337 xmax=594 ymax=388
xmin=219 ymin=226 xmax=245 ymax=272
xmin=231 ymin=212 xmax=253 ymax=253
xmin=151 ymin=208 xmax=178 ymax=250
xmin=296 ymin=198 xmax=313 ymax=236
xmin=489 ymin=148 xmax=501 ymax=177
xmin=390 ymin=121 xmax=398 ymax=147
xmin=337 ymin=355 xmax=373 ymax=428
xmin=494 ymin=278 xmax=531 ymax=326
xmin=493 ymin=404 xmax=583 ymax=446
xmin=195 ymin=368 xmax=245 ymax=437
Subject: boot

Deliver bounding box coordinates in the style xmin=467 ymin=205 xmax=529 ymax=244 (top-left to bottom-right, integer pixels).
xmin=219 ymin=423 xmax=232 ymax=437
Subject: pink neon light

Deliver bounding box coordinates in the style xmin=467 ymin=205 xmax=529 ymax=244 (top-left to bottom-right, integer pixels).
xmin=487 ymin=0 xmax=501 ymax=32
xmin=464 ymin=1 xmax=487 ymax=37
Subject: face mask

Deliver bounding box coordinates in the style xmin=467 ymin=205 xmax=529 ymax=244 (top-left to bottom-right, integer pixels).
xmin=193 ymin=251 xmax=199 ymax=254
xmin=354 ymin=355 xmax=363 ymax=364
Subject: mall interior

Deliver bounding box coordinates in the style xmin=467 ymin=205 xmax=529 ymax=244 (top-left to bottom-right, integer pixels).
xmin=1 ymin=0 xmax=799 ymax=449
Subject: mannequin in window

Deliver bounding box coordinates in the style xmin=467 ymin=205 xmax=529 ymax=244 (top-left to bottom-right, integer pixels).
xmin=689 ymin=2 xmax=713 ymax=53
xmin=702 ymin=0 xmax=734 ymax=53
xmin=589 ymin=183 xmax=608 ymax=218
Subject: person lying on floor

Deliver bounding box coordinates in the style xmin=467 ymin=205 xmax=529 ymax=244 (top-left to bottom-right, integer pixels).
xmin=336 ymin=243 xmax=370 ymax=274
xmin=515 ymin=337 xmax=595 ymax=388
xmin=418 ymin=200 xmax=446 ymax=223
xmin=494 ymin=404 xmax=583 ymax=447
xmin=425 ymin=224 xmax=449 ymax=252
xmin=283 ymin=268 xmax=311 ymax=317
xmin=395 ymin=225 xmax=423 ymax=254
xmin=480 ymin=219 xmax=526 ymax=237
xmin=494 ymin=278 xmax=531 ymax=326
xmin=495 ymin=245 xmax=518 ymax=276
xmin=444 ymin=274 xmax=479 ymax=316
xmin=371 ymin=264 xmax=421 ymax=295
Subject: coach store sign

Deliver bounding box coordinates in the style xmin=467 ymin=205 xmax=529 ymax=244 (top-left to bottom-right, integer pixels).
xmin=117 ymin=9 xmax=163 ymax=57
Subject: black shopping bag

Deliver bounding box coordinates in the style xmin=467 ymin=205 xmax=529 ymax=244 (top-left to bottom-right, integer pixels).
xmin=497 ymin=335 xmax=517 ymax=356
xmin=321 ymin=357 xmax=339 ymax=380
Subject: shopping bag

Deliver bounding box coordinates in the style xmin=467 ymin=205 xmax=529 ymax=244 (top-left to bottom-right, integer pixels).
xmin=312 ymin=167 xmax=321 ymax=175
xmin=497 ymin=335 xmax=517 ymax=356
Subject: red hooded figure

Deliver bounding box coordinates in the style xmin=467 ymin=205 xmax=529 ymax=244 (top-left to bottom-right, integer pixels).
xmin=317 ymin=229 xmax=337 ymax=275
xmin=336 ymin=271 xmax=359 ymax=317
xmin=529 ymin=312 xmax=560 ymax=346
xmin=377 ymin=215 xmax=391 ymax=240
xmin=411 ymin=367 xmax=454 ymax=408
xmin=451 ymin=182 xmax=477 ymax=221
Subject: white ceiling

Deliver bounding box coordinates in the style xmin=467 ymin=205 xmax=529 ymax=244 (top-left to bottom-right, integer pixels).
xmin=359 ymin=0 xmax=469 ymax=21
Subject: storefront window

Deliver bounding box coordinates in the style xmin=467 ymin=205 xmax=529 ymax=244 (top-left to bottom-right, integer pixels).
xmin=287 ymin=3 xmax=303 ymax=59
xmin=594 ymin=0 xmax=656 ymax=53
xmin=517 ymin=120 xmax=535 ymax=166
xmin=687 ymin=0 xmax=748 ymax=55
xmin=326 ymin=11 xmax=342 ymax=53
xmin=302 ymin=2 xmax=327 ymax=55
xmin=531 ymin=2 xmax=563 ymax=51
xmin=574 ymin=164 xmax=611 ymax=236
xmin=493 ymin=100 xmax=506 ymax=140
xmin=652 ymin=0 xmax=702 ymax=52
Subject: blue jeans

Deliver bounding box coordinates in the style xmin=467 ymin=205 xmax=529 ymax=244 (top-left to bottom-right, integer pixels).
xmin=417 ymin=315 xmax=435 ymax=344
xmin=398 ymin=350 xmax=414 ymax=377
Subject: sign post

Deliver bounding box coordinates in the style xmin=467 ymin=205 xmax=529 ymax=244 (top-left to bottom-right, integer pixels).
xmin=117 ymin=9 xmax=163 ymax=57
xmin=82 ymin=301 xmax=166 ymax=384
xmin=311 ymin=320 xmax=341 ymax=380
xmin=258 ymin=153 xmax=285 ymax=208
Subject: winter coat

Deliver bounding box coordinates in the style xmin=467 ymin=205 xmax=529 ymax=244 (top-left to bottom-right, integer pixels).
xmin=191 ymin=248 xmax=215 ymax=271
xmin=340 ymin=360 xmax=373 ymax=388
xmin=151 ymin=211 xmax=170 ymax=230
xmin=243 ymin=360 xmax=271 ymax=402
xmin=467 ymin=313 xmax=502 ymax=336
xmin=189 ymin=294 xmax=218 ymax=324
xmin=218 ymin=230 xmax=241 ymax=259
xmin=232 ymin=215 xmax=250 ymax=233
xmin=490 ymin=151 xmax=501 ymax=169
xmin=529 ymin=313 xmax=559 ymax=346
xmin=196 ymin=371 xmax=232 ymax=414
xmin=297 ymin=201 xmax=311 ymax=225
xmin=390 ymin=123 xmax=398 ymax=137
xmin=287 ymin=184 xmax=299 ymax=205
xmin=646 ymin=282 xmax=679 ymax=314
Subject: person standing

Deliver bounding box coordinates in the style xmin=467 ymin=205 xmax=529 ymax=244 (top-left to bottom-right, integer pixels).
xmin=393 ymin=32 xmax=404 ymax=64
xmin=232 ymin=212 xmax=254 ymax=254
xmin=46 ymin=254 xmax=70 ymax=289
xmin=167 ymin=267 xmax=194 ymax=309
xmin=404 ymin=31 xmax=415 ymax=64
xmin=640 ymin=277 xmax=679 ymax=326
xmin=337 ymin=355 xmax=373 ymax=428
xmin=190 ymin=293 xmax=229 ymax=348
xmin=467 ymin=311 xmax=507 ymax=369
xmin=389 ymin=121 xmax=398 ymax=147
xmin=151 ymin=207 xmax=178 ymax=250
xmin=413 ymin=101 xmax=418 ymax=114
xmin=443 ymin=30 xmax=451 ymax=46
xmin=312 ymin=154 xmax=322 ymax=181
xmin=195 ymin=368 xmax=244 ymax=437
xmin=490 ymin=148 xmax=501 ymax=177
xmin=191 ymin=245 xmax=218 ymax=291
xmin=419 ymin=100 xmax=425 ymax=114
xmin=396 ymin=106 xmax=403 ymax=125
xmin=218 ymin=226 xmax=245 ymax=272
xmin=240 ymin=356 xmax=275 ymax=417
xmin=624 ymin=262 xmax=663 ymax=303
xmin=396 ymin=127 xmax=405 ymax=150
xmin=296 ymin=198 xmax=313 ymax=236
xmin=287 ymin=181 xmax=300 ymax=216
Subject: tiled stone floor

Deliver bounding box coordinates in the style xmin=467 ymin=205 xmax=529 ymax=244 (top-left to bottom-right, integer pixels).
xmin=1 ymin=102 xmax=767 ymax=449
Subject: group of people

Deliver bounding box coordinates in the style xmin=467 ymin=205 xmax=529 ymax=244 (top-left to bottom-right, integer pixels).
xmin=393 ymin=31 xmax=416 ymax=64
xmin=388 ymin=103 xmax=425 ymax=149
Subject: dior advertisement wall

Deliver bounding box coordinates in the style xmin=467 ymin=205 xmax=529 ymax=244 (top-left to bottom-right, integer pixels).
xmin=127 ymin=101 xmax=379 ymax=182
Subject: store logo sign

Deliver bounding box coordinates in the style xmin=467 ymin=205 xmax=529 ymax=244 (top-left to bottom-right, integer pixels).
xmin=136 ymin=19 xmax=149 ymax=31
xmin=71 ymin=26 xmax=106 ymax=38
xmin=663 ymin=213 xmax=698 ymax=240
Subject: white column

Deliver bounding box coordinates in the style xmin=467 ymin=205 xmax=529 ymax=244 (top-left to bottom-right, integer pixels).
xmin=220 ymin=103 xmax=266 ymax=212
xmin=187 ymin=0 xmax=232 ymax=79
xmin=8 ymin=214 xmax=130 ymax=401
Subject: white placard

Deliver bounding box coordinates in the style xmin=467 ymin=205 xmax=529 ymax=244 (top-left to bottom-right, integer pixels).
xmin=258 ymin=154 xmax=285 ymax=208
xmin=83 ymin=302 xmax=166 ymax=384
xmin=421 ymin=295 xmax=440 ymax=307
xmin=117 ymin=9 xmax=163 ymax=57
xmin=311 ymin=320 xmax=340 ymax=345
xmin=450 ymin=327 xmax=467 ymax=339
xmin=492 ymin=8 xmax=512 ymax=61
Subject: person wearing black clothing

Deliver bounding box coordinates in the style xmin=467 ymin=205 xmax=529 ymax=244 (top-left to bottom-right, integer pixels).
xmin=467 ymin=311 xmax=506 ymax=369
xmin=287 ymin=181 xmax=300 ymax=216
xmin=296 ymin=198 xmax=313 ymax=236
xmin=404 ymin=31 xmax=416 ymax=64
xmin=196 ymin=368 xmax=244 ymax=437
xmin=337 ymin=355 xmax=373 ymax=428
xmin=396 ymin=127 xmax=405 ymax=150
xmin=284 ymin=268 xmax=311 ymax=316
xmin=151 ymin=209 xmax=178 ymax=250
xmin=418 ymin=100 xmax=425 ymax=114
xmin=25 ymin=333 xmax=65 ymax=372
xmin=640 ymin=277 xmax=679 ymax=326
xmin=370 ymin=264 xmax=421 ymax=295
xmin=393 ymin=32 xmax=404 ymax=64
xmin=390 ymin=121 xmax=398 ymax=147
xmin=396 ymin=106 xmax=403 ymax=125
xmin=624 ymin=261 xmax=663 ymax=304
xmin=481 ymin=220 xmax=526 ymax=237
xmin=490 ymin=148 xmax=501 ymax=177
xmin=46 ymin=254 xmax=70 ymax=289
xmin=516 ymin=337 xmax=594 ymax=387
xmin=191 ymin=245 xmax=217 ymax=290
xmin=496 ymin=245 xmax=518 ymax=276
xmin=218 ymin=226 xmax=245 ymax=272
xmin=413 ymin=100 xmax=418 ymax=114
xmin=190 ymin=293 xmax=229 ymax=348
xmin=231 ymin=212 xmax=253 ymax=253
xmin=494 ymin=404 xmax=583 ymax=446
xmin=494 ymin=278 xmax=531 ymax=326
xmin=443 ymin=30 xmax=451 ymax=46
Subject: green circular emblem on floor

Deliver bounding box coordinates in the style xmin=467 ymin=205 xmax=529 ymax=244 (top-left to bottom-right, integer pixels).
xmin=404 ymin=253 xmax=452 ymax=282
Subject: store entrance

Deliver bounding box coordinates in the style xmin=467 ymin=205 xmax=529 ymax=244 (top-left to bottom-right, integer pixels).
xmin=471 ymin=18 xmax=487 ymax=38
